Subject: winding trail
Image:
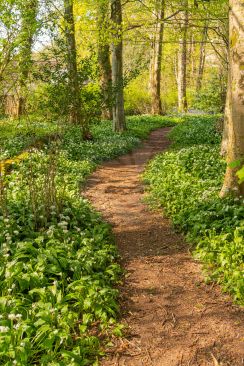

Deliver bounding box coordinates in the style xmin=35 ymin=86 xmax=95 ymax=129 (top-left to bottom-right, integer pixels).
xmin=85 ymin=128 xmax=244 ymax=366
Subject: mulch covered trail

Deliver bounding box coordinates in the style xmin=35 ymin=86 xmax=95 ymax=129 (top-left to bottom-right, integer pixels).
xmin=84 ymin=128 xmax=244 ymax=366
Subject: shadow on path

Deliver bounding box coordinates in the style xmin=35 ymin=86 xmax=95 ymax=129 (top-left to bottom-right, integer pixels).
xmin=85 ymin=128 xmax=244 ymax=366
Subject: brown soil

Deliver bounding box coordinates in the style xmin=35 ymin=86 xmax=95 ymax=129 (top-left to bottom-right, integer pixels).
xmin=84 ymin=128 xmax=244 ymax=366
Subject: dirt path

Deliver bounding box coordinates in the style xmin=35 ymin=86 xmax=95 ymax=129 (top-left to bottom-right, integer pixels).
xmin=85 ymin=128 xmax=244 ymax=366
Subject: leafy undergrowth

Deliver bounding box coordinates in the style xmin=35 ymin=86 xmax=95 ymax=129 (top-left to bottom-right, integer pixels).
xmin=0 ymin=117 xmax=58 ymax=160
xmin=56 ymin=115 xmax=177 ymax=163
xmin=0 ymin=115 xmax=175 ymax=365
xmin=0 ymin=115 xmax=177 ymax=162
xmin=144 ymin=115 xmax=244 ymax=305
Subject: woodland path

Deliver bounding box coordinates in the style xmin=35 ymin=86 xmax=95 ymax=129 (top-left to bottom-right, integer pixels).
xmin=85 ymin=128 xmax=244 ymax=366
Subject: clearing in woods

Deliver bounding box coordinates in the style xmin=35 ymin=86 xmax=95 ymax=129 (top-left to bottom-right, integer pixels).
xmin=85 ymin=128 xmax=244 ymax=366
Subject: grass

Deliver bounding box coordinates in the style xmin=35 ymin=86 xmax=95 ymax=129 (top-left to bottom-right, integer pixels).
xmin=0 ymin=114 xmax=175 ymax=366
xmin=143 ymin=115 xmax=244 ymax=305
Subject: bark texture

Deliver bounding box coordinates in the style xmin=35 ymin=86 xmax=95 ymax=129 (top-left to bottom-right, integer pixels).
xmin=149 ymin=0 xmax=165 ymax=115
xmin=111 ymin=0 xmax=126 ymax=132
xmin=220 ymin=0 xmax=244 ymax=197
xmin=64 ymin=0 xmax=83 ymax=127
xmin=221 ymin=72 xmax=231 ymax=156
xmin=177 ymin=1 xmax=188 ymax=113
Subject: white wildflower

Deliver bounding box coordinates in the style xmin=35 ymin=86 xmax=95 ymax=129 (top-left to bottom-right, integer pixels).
xmin=0 ymin=326 xmax=9 ymax=332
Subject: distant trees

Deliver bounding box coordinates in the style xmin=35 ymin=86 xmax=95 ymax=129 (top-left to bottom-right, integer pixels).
xmin=196 ymin=24 xmax=208 ymax=93
xmin=0 ymin=0 xmax=234 ymax=142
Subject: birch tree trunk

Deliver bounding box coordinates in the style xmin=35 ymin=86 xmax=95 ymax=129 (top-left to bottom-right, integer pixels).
xmin=149 ymin=0 xmax=165 ymax=115
xmin=111 ymin=0 xmax=126 ymax=132
xmin=98 ymin=0 xmax=113 ymax=120
xmin=17 ymin=0 xmax=38 ymax=117
xmin=220 ymin=0 xmax=244 ymax=197
xmin=196 ymin=24 xmax=208 ymax=93
xmin=178 ymin=0 xmax=188 ymax=113
xmin=64 ymin=0 xmax=83 ymax=129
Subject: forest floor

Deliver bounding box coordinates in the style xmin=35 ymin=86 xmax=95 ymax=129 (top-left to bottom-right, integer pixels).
xmin=85 ymin=127 xmax=244 ymax=366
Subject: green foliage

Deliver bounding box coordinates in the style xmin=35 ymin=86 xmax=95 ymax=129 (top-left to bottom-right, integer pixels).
xmin=0 ymin=115 xmax=175 ymax=365
xmin=237 ymin=166 xmax=244 ymax=184
xmin=168 ymin=115 xmax=222 ymax=147
xmin=144 ymin=115 xmax=244 ymax=304
xmin=124 ymin=73 xmax=151 ymax=115
xmin=0 ymin=117 xmax=58 ymax=160
xmin=59 ymin=115 xmax=176 ymax=163
xmin=32 ymin=53 xmax=101 ymax=124
xmin=0 ymin=151 xmax=120 ymax=365
xmin=192 ymin=72 xmax=227 ymax=113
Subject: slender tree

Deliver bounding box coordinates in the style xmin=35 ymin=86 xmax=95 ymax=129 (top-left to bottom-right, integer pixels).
xmin=17 ymin=0 xmax=38 ymax=117
xmin=64 ymin=0 xmax=83 ymax=128
xmin=97 ymin=0 xmax=113 ymax=120
xmin=111 ymin=0 xmax=126 ymax=132
xmin=149 ymin=0 xmax=165 ymax=115
xmin=177 ymin=0 xmax=188 ymax=113
xmin=220 ymin=0 xmax=244 ymax=197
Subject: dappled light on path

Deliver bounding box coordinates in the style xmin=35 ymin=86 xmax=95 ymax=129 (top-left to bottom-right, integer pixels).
xmin=85 ymin=128 xmax=244 ymax=366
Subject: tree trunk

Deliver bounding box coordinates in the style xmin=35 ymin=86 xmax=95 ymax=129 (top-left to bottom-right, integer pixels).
xmin=17 ymin=0 xmax=38 ymax=117
xmin=111 ymin=0 xmax=126 ymax=132
xmin=220 ymin=0 xmax=244 ymax=197
xmin=196 ymin=24 xmax=208 ymax=93
xmin=177 ymin=1 xmax=188 ymax=113
xmin=149 ymin=0 xmax=165 ymax=115
xmin=97 ymin=0 xmax=113 ymax=120
xmin=220 ymin=71 xmax=231 ymax=156
xmin=64 ymin=0 xmax=83 ymax=129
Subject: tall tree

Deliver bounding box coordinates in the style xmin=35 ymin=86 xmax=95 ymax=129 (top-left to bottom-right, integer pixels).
xmin=64 ymin=0 xmax=83 ymax=128
xmin=17 ymin=0 xmax=38 ymax=117
xmin=220 ymin=0 xmax=244 ymax=197
xmin=177 ymin=0 xmax=188 ymax=113
xmin=97 ymin=0 xmax=113 ymax=120
xmin=111 ymin=0 xmax=126 ymax=132
xmin=149 ymin=0 xmax=165 ymax=115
